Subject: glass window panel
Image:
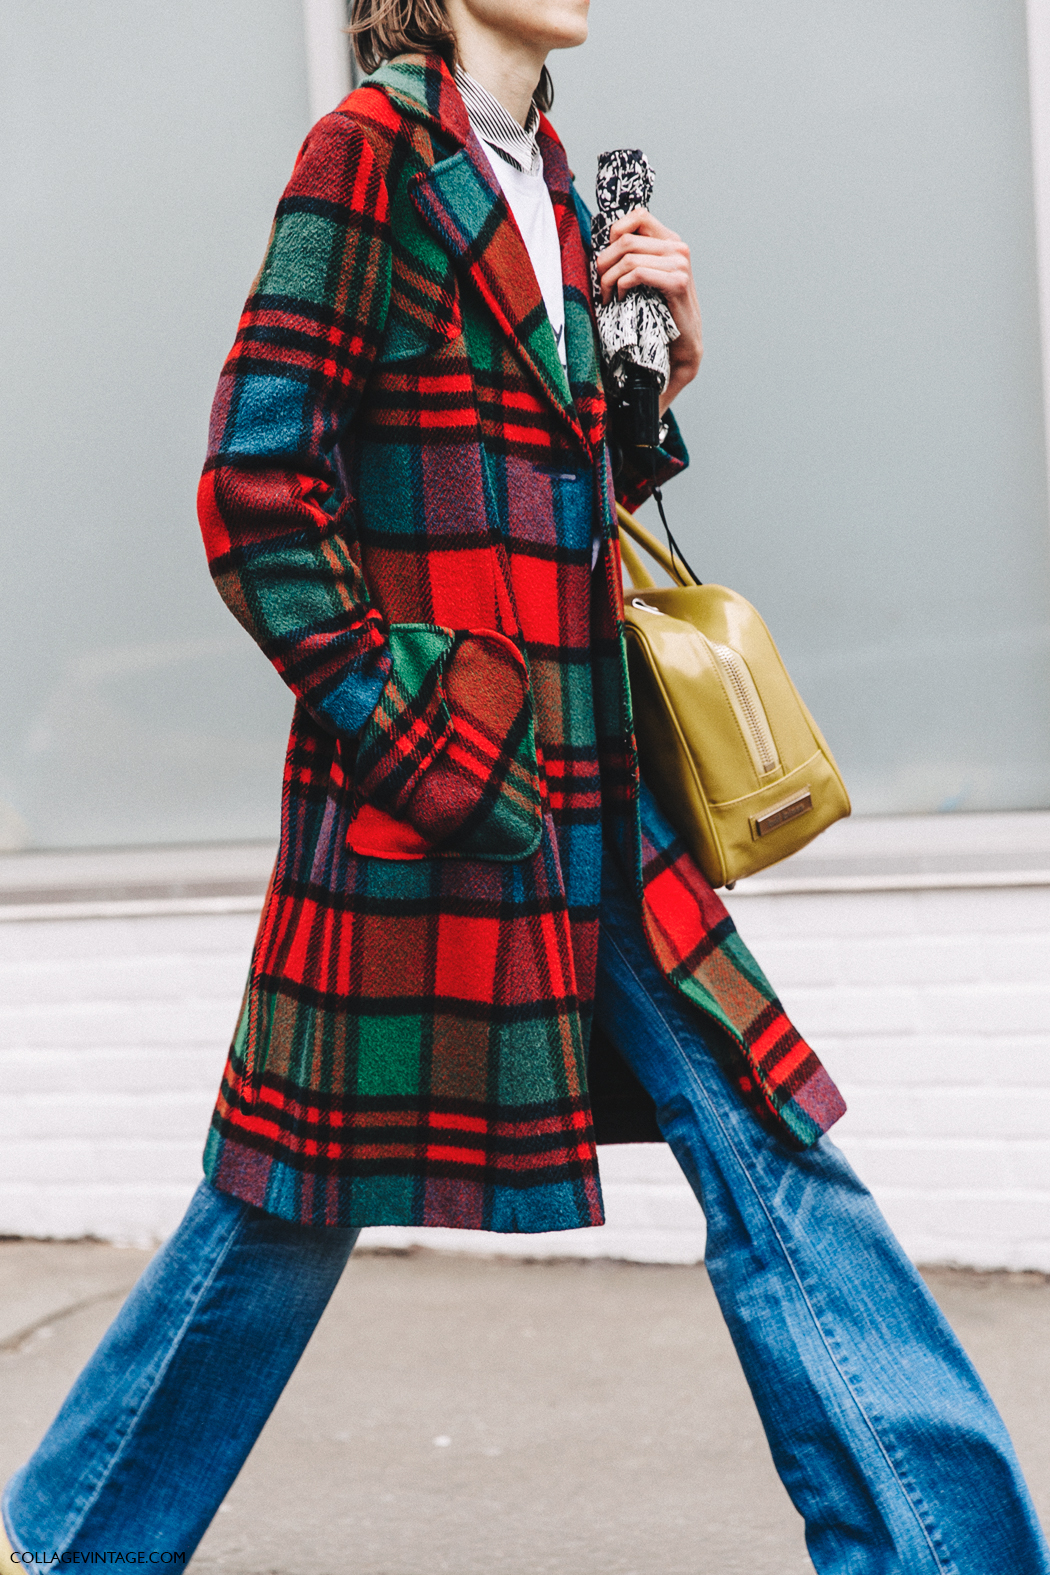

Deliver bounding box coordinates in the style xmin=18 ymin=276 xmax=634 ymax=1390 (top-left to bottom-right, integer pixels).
xmin=556 ymin=0 xmax=1050 ymax=814
xmin=0 ymin=1 xmax=311 ymax=848
xmin=3 ymin=0 xmax=1049 ymax=850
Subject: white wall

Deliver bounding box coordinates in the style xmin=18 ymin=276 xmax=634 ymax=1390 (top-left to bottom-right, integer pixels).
xmin=0 ymin=909 xmax=255 ymax=1245
xmin=1027 ymin=0 xmax=1050 ymax=509
xmin=729 ymin=883 xmax=1050 ymax=1271
xmin=302 ymin=0 xmax=353 ymax=123
xmin=3 ymin=817 xmax=1048 ymax=1269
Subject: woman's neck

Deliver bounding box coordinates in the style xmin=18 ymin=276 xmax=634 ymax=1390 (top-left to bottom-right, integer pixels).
xmin=443 ymin=3 xmax=544 ymax=126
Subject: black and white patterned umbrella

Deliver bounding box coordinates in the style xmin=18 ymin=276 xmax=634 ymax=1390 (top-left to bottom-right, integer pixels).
xmin=591 ymin=149 xmax=679 ymax=392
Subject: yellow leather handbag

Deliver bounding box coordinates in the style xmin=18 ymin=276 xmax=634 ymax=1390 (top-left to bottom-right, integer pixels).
xmin=617 ymin=503 xmax=851 ymax=888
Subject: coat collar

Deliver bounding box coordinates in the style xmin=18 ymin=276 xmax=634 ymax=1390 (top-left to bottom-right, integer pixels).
xmin=367 ymin=55 xmax=597 ymax=455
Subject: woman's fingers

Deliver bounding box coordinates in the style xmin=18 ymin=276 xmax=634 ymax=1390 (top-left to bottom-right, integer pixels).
xmin=599 ymin=232 xmax=687 ymax=261
xmin=595 ymin=213 xmax=692 ymax=306
xmin=597 ymin=245 xmax=691 ymax=300
xmin=597 ymin=251 xmax=693 ymax=305
xmin=613 ymin=268 xmax=689 ymax=303
xmin=594 ymin=206 xmax=704 ymax=408
xmin=606 ymin=206 xmax=678 ymax=242
xmin=596 ymin=234 xmax=690 ymax=275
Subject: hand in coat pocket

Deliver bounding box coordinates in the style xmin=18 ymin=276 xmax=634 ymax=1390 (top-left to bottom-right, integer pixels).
xmin=351 ymin=626 xmax=543 ymax=861
xmin=403 ymin=630 xmax=533 ymax=846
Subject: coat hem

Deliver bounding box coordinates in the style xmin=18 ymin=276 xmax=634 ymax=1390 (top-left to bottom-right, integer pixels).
xmin=203 ymin=1126 xmax=606 ymax=1234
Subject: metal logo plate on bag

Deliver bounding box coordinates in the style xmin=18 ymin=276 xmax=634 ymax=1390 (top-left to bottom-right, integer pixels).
xmin=754 ymin=788 xmax=813 ymax=837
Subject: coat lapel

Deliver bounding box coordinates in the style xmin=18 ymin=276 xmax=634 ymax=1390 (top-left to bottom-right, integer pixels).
xmin=538 ymin=122 xmax=607 ymax=456
xmin=371 ymin=56 xmax=591 ymax=454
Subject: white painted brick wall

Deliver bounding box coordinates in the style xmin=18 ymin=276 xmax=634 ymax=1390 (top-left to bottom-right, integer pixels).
xmin=1 ymin=815 xmax=1048 ymax=1267
xmin=723 ymin=882 xmax=1050 ymax=1271
xmin=0 ymin=913 xmax=253 ymax=1244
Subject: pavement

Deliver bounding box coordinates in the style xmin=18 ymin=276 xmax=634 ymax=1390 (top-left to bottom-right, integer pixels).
xmin=2 ymin=1243 xmax=1049 ymax=1575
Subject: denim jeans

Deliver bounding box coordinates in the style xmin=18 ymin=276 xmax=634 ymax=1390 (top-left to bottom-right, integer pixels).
xmin=5 ymin=851 xmax=1048 ymax=1572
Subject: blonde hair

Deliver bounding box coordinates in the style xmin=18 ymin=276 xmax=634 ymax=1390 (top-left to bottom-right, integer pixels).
xmin=348 ymin=0 xmax=554 ymax=112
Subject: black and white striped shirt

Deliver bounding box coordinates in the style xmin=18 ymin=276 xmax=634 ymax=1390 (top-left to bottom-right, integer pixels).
xmin=454 ymin=66 xmax=543 ymax=178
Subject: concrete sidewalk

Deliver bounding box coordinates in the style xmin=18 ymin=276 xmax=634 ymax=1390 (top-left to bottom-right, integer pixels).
xmin=2 ymin=1244 xmax=1049 ymax=1574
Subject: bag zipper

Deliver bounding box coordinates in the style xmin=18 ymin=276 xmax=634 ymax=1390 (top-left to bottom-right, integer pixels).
xmin=627 ymin=596 xmax=780 ymax=777
xmin=709 ymin=642 xmax=780 ymax=776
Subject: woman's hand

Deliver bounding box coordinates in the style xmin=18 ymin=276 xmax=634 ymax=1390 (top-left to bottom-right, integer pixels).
xmin=595 ymin=208 xmax=703 ymax=412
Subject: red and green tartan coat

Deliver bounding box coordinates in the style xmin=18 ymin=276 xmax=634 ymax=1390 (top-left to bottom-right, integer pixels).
xmin=198 ymin=54 xmax=845 ymax=1232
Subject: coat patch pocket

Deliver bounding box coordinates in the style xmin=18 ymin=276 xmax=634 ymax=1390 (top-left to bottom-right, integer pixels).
xmin=349 ymin=626 xmax=543 ymax=862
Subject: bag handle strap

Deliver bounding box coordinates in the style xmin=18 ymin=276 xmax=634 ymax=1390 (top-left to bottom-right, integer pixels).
xmin=616 ymin=502 xmax=700 ymax=589
xmin=617 ymin=528 xmax=657 ymax=590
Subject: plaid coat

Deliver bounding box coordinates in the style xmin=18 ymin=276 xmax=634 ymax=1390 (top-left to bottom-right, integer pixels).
xmin=198 ymin=55 xmax=845 ymax=1232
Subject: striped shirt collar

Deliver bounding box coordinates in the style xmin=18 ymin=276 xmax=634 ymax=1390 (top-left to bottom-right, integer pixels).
xmin=455 ymin=66 xmax=542 ymax=177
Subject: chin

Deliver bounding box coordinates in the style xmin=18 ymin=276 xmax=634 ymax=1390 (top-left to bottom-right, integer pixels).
xmin=552 ymin=23 xmax=589 ymax=49
xmin=528 ymin=0 xmax=589 ymax=52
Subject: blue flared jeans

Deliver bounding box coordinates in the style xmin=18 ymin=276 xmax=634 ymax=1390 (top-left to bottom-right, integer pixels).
xmin=5 ymin=850 xmax=1048 ymax=1572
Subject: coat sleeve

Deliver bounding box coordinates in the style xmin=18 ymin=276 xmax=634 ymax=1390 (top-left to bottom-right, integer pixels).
xmin=198 ymin=111 xmax=453 ymax=778
xmin=614 ymin=410 xmax=688 ymax=513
